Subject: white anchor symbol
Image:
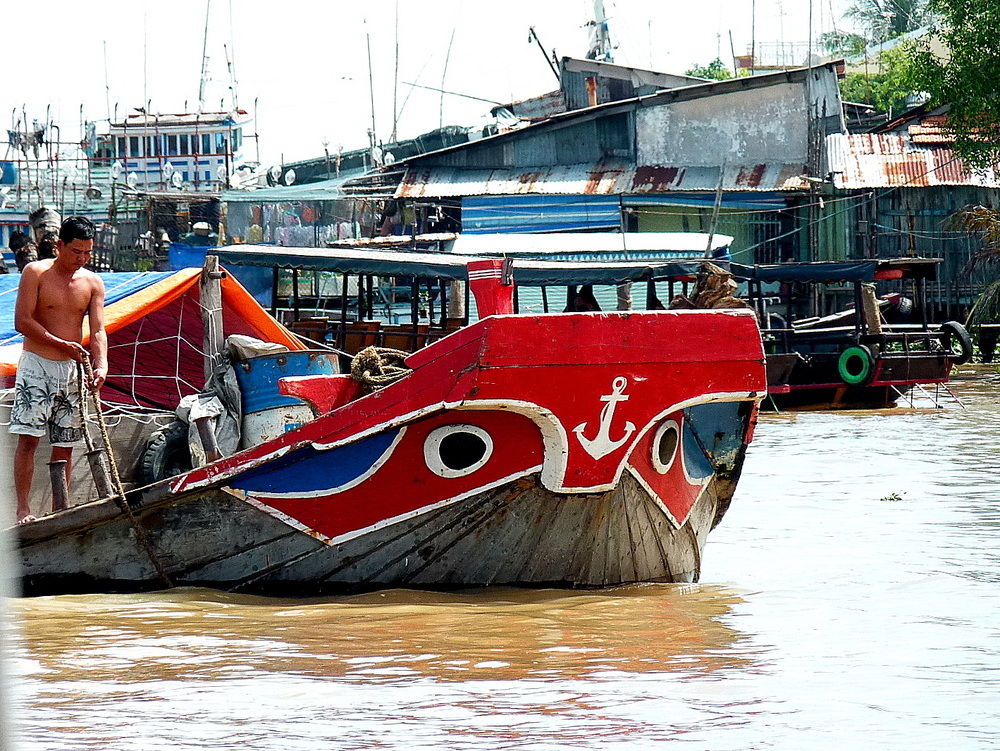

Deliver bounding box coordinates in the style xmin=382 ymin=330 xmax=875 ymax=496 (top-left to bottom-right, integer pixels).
xmin=574 ymin=376 xmax=636 ymax=460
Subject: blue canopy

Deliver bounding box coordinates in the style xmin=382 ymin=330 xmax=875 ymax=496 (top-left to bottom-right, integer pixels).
xmin=0 ymin=271 xmax=176 ymax=347
xmin=215 ymin=244 xmax=710 ymax=286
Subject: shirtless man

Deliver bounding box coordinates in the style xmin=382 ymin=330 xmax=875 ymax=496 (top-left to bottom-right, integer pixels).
xmin=10 ymin=216 xmax=108 ymax=524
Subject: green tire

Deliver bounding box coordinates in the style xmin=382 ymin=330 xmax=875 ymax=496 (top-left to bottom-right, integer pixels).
xmin=838 ymin=345 xmax=874 ymax=385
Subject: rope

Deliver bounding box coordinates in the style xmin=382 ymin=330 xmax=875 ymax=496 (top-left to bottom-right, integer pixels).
xmin=78 ymin=359 xmax=174 ymax=589
xmin=350 ymin=346 xmax=412 ymax=391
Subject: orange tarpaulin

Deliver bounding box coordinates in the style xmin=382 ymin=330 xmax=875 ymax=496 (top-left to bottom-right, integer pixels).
xmin=1 ymin=268 xmax=305 ymax=409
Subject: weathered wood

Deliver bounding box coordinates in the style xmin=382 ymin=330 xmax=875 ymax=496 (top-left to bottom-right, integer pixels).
xmin=200 ymin=255 xmax=225 ymax=384
xmin=17 ymin=309 xmax=763 ymax=596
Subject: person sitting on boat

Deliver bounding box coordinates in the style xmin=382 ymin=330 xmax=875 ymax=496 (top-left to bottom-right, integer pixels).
xmin=10 ymin=216 xmax=107 ymax=525
xmin=36 ymin=231 xmax=58 ymax=261
xmin=179 ymin=221 xmax=219 ymax=247
xmin=565 ymin=284 xmax=602 ymax=312
xmin=9 ymin=230 xmax=37 ymax=271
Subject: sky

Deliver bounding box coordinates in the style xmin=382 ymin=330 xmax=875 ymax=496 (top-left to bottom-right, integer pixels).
xmin=3 ymin=0 xmax=860 ymax=168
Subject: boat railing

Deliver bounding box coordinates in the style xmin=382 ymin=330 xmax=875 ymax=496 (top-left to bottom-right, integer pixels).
xmin=288 ymin=316 xmax=467 ymax=357
xmin=763 ymin=324 xmax=949 ymax=357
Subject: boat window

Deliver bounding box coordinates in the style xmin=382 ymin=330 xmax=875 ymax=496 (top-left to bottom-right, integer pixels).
xmin=651 ymin=419 xmax=680 ymax=474
xmin=202 ymin=133 xmax=212 ymax=155
xmin=180 ymin=134 xmax=189 ymax=155
xmin=423 ymin=424 xmax=494 ymax=478
xmin=233 ymin=128 xmax=242 ymax=150
xmin=167 ymin=135 xmax=178 ymax=156
xmin=129 ymin=136 xmax=140 ymax=157
xmin=116 ymin=137 xmax=126 ymax=158
xmin=215 ymin=132 xmax=227 ymax=154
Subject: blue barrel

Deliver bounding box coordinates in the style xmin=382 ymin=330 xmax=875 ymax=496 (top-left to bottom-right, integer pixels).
xmin=233 ymin=350 xmax=339 ymax=447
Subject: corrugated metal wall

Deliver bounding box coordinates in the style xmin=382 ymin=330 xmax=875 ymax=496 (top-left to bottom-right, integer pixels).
xmin=461 ymin=195 xmax=622 ymax=233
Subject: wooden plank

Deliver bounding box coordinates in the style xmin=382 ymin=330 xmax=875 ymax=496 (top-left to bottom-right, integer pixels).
xmin=201 ymin=255 xmax=225 ymax=384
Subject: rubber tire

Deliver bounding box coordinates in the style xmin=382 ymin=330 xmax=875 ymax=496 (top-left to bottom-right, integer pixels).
xmin=838 ymin=345 xmax=875 ymax=386
xmin=138 ymin=421 xmax=192 ymax=486
xmin=940 ymin=321 xmax=973 ymax=365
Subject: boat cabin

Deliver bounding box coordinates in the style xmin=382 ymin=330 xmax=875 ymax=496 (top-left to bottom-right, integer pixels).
xmin=214 ymin=237 xmax=720 ymax=366
xmin=110 ymin=110 xmax=253 ymax=192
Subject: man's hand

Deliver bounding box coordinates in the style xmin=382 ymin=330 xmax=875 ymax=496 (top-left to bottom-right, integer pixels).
xmin=89 ymin=365 xmax=107 ymax=391
xmin=59 ymin=339 xmax=89 ymax=363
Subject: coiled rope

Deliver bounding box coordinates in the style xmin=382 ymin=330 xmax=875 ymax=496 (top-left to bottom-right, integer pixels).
xmin=79 ymin=359 xmax=174 ymax=588
xmin=350 ymin=346 xmax=412 ymax=392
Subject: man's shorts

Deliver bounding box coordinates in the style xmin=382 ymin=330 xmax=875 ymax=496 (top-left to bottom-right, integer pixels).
xmin=9 ymin=351 xmax=84 ymax=447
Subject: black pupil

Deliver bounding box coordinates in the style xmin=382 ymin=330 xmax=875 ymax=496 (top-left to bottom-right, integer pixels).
xmin=658 ymin=427 xmax=678 ymax=466
xmin=439 ymin=432 xmax=487 ymax=470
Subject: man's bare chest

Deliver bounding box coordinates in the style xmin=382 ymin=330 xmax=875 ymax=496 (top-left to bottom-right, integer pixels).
xmin=36 ymin=276 xmax=91 ymax=317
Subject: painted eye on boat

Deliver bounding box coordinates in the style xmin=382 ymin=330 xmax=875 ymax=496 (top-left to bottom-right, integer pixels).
xmin=651 ymin=419 xmax=680 ymax=474
xmin=424 ymin=424 xmax=494 ymax=478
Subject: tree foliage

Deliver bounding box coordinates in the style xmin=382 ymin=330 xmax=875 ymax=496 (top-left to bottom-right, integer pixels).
xmin=846 ymin=0 xmax=933 ymax=43
xmin=838 ymin=47 xmax=923 ymax=116
xmin=901 ymin=0 xmax=1000 ymax=169
xmin=951 ymin=206 xmax=1000 ymax=327
xmin=685 ymin=58 xmax=733 ymax=81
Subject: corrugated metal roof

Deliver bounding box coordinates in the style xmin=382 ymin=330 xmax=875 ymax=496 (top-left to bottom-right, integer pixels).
xmin=398 ymin=162 xmax=809 ymax=198
xmin=828 ymin=133 xmax=1000 ymax=189
xmin=222 ymin=171 xmax=366 ymax=203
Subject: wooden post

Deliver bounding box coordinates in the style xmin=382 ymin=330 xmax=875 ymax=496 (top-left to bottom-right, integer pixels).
xmin=201 ymin=255 xmax=225 ymax=385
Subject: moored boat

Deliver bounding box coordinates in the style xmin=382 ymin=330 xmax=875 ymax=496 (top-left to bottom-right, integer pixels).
xmin=14 ymin=248 xmax=766 ymax=595
xmin=735 ymin=259 xmax=970 ymax=410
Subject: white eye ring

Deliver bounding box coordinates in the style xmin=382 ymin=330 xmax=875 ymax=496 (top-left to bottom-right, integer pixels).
xmin=651 ymin=419 xmax=680 ymax=475
xmin=424 ymin=424 xmax=494 ymax=478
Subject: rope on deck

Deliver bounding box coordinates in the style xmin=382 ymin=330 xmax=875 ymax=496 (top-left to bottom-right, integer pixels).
xmin=350 ymin=346 xmax=412 ymax=392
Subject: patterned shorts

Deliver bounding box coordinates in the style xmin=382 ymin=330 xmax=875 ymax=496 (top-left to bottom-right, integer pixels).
xmin=9 ymin=351 xmax=84 ymax=447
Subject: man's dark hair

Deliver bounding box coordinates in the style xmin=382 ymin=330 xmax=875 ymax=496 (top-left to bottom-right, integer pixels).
xmin=37 ymin=232 xmax=58 ymax=260
xmin=59 ymin=216 xmax=96 ymax=244
xmin=8 ymin=229 xmax=30 ymax=252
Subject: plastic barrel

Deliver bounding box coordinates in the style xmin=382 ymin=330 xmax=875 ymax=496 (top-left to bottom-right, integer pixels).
xmin=233 ymin=350 xmax=339 ymax=448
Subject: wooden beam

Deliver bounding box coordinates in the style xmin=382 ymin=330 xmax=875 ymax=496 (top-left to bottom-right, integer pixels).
xmin=201 ymin=255 xmax=226 ymax=385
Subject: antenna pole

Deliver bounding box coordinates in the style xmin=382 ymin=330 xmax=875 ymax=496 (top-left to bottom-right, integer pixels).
xmin=529 ymin=27 xmax=560 ymax=83
xmin=103 ymin=41 xmax=112 ymax=122
xmin=198 ymin=0 xmax=212 ymax=112
xmin=440 ymin=26 xmax=457 ymax=130
xmin=366 ymin=28 xmax=377 ymax=144
xmin=228 ymin=0 xmax=238 ymax=110
xmin=391 ymin=0 xmax=400 ymax=142
xmin=587 ymin=0 xmax=613 ymax=62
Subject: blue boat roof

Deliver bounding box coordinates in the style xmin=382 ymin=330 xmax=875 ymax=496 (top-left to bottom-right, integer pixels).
xmin=0 ymin=271 xmax=176 ymax=347
xmin=214 ymin=244 xmax=711 ymax=286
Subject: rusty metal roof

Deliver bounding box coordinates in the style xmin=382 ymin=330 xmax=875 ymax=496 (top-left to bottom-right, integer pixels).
xmin=828 ymin=133 xmax=1000 ymax=189
xmin=397 ymin=161 xmax=809 ymax=198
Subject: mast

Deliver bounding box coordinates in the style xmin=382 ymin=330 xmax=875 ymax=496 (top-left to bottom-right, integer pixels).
xmin=587 ymin=0 xmax=613 ymax=62
xmin=198 ymin=0 xmax=212 ymax=112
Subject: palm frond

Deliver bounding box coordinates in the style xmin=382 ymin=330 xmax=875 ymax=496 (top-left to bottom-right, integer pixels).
xmin=949 ymin=205 xmax=1000 ymax=270
xmin=967 ymin=278 xmax=1000 ymax=329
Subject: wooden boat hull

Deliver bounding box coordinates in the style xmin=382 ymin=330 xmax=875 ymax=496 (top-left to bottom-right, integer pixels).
xmin=17 ymin=310 xmax=766 ymax=596
xmin=18 ymin=458 xmax=742 ymax=596
xmin=765 ymin=349 xmax=952 ymax=410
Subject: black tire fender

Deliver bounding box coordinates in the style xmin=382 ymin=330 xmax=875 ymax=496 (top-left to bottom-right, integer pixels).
xmin=940 ymin=321 xmax=973 ymax=365
xmin=138 ymin=420 xmax=192 ymax=486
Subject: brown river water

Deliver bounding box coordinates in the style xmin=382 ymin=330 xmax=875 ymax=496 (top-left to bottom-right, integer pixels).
xmin=5 ymin=366 xmax=1000 ymax=750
